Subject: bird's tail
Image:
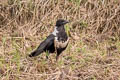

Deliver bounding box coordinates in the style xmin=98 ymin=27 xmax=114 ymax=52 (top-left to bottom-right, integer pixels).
xmin=29 ymin=49 xmax=43 ymax=57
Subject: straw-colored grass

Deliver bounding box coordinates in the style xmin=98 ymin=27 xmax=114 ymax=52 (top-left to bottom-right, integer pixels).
xmin=0 ymin=0 xmax=120 ymax=80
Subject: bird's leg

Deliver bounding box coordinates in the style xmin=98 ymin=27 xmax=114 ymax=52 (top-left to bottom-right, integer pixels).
xmin=46 ymin=51 xmax=54 ymax=63
xmin=56 ymin=52 xmax=61 ymax=61
xmin=54 ymin=40 xmax=57 ymax=53
xmin=54 ymin=40 xmax=58 ymax=61
xmin=45 ymin=51 xmax=49 ymax=60
xmin=46 ymin=55 xmax=49 ymax=59
xmin=56 ymin=56 xmax=59 ymax=62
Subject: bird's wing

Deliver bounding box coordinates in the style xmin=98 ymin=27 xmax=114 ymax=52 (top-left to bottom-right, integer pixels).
xmin=37 ymin=34 xmax=55 ymax=50
xmin=29 ymin=34 xmax=55 ymax=57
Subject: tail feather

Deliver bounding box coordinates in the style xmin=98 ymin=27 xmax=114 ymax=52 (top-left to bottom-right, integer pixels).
xmin=29 ymin=49 xmax=43 ymax=57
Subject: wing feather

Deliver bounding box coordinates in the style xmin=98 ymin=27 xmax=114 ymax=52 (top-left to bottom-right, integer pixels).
xmin=29 ymin=34 xmax=55 ymax=57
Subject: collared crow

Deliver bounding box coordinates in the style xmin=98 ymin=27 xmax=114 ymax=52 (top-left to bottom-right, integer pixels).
xmin=29 ymin=19 xmax=69 ymax=61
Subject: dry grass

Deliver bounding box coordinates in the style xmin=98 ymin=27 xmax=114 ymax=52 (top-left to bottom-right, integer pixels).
xmin=0 ymin=0 xmax=120 ymax=80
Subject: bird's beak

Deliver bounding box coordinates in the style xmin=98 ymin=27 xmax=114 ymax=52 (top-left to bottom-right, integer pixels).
xmin=64 ymin=21 xmax=69 ymax=24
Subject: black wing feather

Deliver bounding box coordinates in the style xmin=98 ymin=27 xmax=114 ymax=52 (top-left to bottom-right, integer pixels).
xmin=29 ymin=34 xmax=55 ymax=57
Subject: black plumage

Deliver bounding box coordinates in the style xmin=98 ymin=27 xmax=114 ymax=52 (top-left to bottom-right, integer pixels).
xmin=29 ymin=19 xmax=69 ymax=61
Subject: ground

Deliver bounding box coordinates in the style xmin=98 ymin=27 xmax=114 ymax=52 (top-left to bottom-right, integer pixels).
xmin=0 ymin=0 xmax=120 ymax=80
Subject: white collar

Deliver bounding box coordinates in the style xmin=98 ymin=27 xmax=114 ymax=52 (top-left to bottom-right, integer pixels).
xmin=52 ymin=27 xmax=58 ymax=36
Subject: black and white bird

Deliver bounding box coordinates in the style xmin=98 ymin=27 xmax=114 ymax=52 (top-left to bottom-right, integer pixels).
xmin=29 ymin=19 xmax=69 ymax=61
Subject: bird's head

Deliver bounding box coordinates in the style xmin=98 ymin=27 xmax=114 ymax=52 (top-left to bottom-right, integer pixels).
xmin=56 ymin=19 xmax=69 ymax=27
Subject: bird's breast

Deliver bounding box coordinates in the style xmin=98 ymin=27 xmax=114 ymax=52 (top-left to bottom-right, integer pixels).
xmin=54 ymin=37 xmax=69 ymax=48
